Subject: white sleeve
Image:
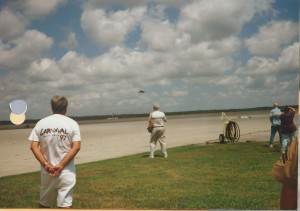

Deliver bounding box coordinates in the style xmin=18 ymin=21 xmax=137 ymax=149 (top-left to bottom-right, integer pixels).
xmin=72 ymin=122 xmax=81 ymax=141
xmin=28 ymin=127 xmax=39 ymax=142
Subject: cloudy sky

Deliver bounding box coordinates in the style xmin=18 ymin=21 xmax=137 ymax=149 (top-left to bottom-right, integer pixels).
xmin=0 ymin=0 xmax=298 ymax=120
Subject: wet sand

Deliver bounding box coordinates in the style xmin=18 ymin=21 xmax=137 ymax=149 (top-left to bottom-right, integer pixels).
xmin=0 ymin=111 xmax=287 ymax=177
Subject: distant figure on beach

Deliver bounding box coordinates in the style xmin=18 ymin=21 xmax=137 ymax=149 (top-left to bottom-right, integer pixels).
xmin=280 ymin=106 xmax=296 ymax=154
xmin=269 ymin=102 xmax=282 ymax=148
xmin=148 ymin=104 xmax=168 ymax=158
xmin=28 ymin=95 xmax=81 ymax=208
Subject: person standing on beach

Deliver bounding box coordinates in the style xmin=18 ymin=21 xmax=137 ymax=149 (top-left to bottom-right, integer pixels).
xmin=28 ymin=95 xmax=81 ymax=208
xmin=280 ymin=106 xmax=296 ymax=154
xmin=269 ymin=102 xmax=282 ymax=148
xmin=148 ymin=104 xmax=167 ymax=158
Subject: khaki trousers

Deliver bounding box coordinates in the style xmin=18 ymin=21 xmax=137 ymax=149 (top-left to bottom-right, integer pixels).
xmin=149 ymin=127 xmax=167 ymax=157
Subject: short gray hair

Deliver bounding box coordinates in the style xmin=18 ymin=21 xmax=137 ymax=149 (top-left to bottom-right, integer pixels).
xmin=153 ymin=104 xmax=160 ymax=110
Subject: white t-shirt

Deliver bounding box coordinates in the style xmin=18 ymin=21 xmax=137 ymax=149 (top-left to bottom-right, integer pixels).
xmin=150 ymin=110 xmax=167 ymax=127
xmin=28 ymin=114 xmax=81 ymax=173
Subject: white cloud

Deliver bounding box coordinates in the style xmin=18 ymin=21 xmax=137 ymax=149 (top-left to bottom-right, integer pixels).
xmin=0 ymin=0 xmax=298 ymax=120
xmin=236 ymin=42 xmax=299 ymax=90
xmin=0 ymin=8 xmax=27 ymax=40
xmin=172 ymin=90 xmax=189 ymax=97
xmin=244 ymin=75 xmax=276 ymax=89
xmin=81 ymin=7 xmax=145 ymax=47
xmin=276 ymin=42 xmax=299 ymax=73
xmin=58 ymin=51 xmax=88 ymax=72
xmin=87 ymin=47 xmax=141 ymax=79
xmin=0 ymin=0 xmax=67 ymax=40
xmin=0 ymin=30 xmax=53 ymax=70
xmin=20 ymin=0 xmax=68 ymax=19
xmin=237 ymin=56 xmax=277 ymax=76
xmin=60 ymin=32 xmax=78 ymax=49
xmin=140 ymin=19 xmax=177 ymax=51
xmin=217 ymin=76 xmax=240 ymax=86
xmin=26 ymin=58 xmax=61 ymax=81
xmin=177 ymin=37 xmax=240 ymax=81
xmin=245 ymin=21 xmax=298 ymax=56
xmin=83 ymin=0 xmax=189 ymax=9
xmin=177 ymin=0 xmax=274 ymax=42
xmin=237 ymin=42 xmax=299 ymax=76
xmin=72 ymin=46 xmax=177 ymax=85
xmin=179 ymin=36 xmax=240 ymax=60
xmin=116 ymin=98 xmax=141 ymax=107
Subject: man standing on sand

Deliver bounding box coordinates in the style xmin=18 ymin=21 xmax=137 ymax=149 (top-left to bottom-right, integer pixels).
xmin=148 ymin=104 xmax=167 ymax=158
xmin=269 ymin=102 xmax=282 ymax=148
xmin=29 ymin=95 xmax=81 ymax=208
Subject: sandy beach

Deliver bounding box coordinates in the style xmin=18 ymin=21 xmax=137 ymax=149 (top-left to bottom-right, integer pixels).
xmin=0 ymin=110 xmax=290 ymax=178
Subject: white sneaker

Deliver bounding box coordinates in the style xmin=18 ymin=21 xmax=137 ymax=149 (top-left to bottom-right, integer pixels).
xmin=269 ymin=144 xmax=273 ymax=148
xmin=164 ymin=154 xmax=168 ymax=158
xmin=149 ymin=155 xmax=154 ymax=158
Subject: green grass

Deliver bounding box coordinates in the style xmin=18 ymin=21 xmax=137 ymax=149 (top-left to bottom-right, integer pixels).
xmin=0 ymin=141 xmax=282 ymax=209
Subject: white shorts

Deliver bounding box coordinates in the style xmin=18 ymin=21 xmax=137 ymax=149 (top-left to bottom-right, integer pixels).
xmin=40 ymin=172 xmax=76 ymax=208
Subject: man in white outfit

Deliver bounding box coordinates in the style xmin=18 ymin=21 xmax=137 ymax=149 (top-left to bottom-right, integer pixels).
xmin=28 ymin=95 xmax=81 ymax=208
xmin=148 ymin=104 xmax=167 ymax=158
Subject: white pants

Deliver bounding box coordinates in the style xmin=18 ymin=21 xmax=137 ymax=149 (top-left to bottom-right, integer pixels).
xmin=150 ymin=127 xmax=167 ymax=157
xmin=40 ymin=171 xmax=76 ymax=208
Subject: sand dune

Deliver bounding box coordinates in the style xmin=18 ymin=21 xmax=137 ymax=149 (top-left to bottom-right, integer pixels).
xmin=0 ymin=111 xmax=289 ymax=177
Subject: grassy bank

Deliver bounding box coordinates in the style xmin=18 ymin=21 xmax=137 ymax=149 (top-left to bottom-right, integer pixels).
xmin=0 ymin=141 xmax=282 ymax=209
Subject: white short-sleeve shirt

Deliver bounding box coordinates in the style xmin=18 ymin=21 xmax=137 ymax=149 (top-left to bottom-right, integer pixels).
xmin=150 ymin=111 xmax=166 ymax=127
xmin=28 ymin=114 xmax=81 ymax=173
